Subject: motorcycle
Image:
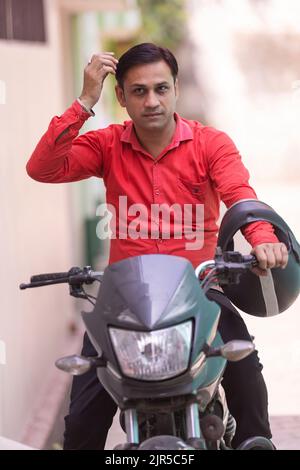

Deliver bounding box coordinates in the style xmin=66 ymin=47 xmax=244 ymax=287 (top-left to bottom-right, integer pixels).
xmin=20 ymin=248 xmax=276 ymax=450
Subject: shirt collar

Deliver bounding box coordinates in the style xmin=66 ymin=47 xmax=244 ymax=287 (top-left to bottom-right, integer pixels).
xmin=120 ymin=113 xmax=193 ymax=150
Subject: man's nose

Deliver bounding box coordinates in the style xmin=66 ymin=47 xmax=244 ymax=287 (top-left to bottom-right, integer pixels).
xmin=144 ymin=91 xmax=160 ymax=108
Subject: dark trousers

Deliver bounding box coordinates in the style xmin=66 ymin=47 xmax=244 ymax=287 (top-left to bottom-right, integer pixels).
xmin=63 ymin=291 xmax=272 ymax=450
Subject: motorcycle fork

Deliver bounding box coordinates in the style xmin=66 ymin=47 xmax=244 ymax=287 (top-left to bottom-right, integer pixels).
xmin=185 ymin=403 xmax=207 ymax=450
xmin=124 ymin=404 xmax=208 ymax=449
xmin=124 ymin=409 xmax=139 ymax=445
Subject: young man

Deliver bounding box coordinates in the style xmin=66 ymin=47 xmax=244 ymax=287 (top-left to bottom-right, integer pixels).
xmin=26 ymin=43 xmax=288 ymax=449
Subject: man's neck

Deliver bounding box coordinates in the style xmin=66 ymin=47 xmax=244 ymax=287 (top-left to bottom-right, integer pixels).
xmin=134 ymin=116 xmax=176 ymax=159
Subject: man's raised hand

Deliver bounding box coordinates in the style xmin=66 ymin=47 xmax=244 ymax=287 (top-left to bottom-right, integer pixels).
xmin=79 ymin=52 xmax=118 ymax=110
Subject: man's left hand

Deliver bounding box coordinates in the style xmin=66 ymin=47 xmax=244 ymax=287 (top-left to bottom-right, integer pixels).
xmin=251 ymin=242 xmax=288 ymax=277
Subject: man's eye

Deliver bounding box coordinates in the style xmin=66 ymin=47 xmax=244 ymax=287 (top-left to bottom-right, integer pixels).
xmin=157 ymin=86 xmax=168 ymax=93
xmin=133 ymin=88 xmax=145 ymax=95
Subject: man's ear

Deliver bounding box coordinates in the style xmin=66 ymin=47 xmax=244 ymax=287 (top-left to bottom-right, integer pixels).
xmin=174 ymin=78 xmax=179 ymax=100
xmin=115 ymin=85 xmax=126 ymax=107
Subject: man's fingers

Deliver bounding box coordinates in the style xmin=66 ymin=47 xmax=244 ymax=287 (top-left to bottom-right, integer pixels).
xmin=272 ymin=244 xmax=284 ymax=267
xmin=280 ymin=243 xmax=289 ymax=268
xmin=101 ymin=65 xmax=116 ymax=75
xmin=252 ymin=245 xmax=268 ymax=270
xmin=89 ymin=53 xmax=118 ymax=66
xmin=264 ymin=245 xmax=276 ymax=269
xmin=266 ymin=243 xmax=288 ymax=268
xmin=88 ymin=59 xmax=117 ymax=71
xmin=251 ymin=242 xmax=289 ymax=274
xmin=91 ymin=59 xmax=117 ymax=72
xmin=99 ymin=54 xmax=118 ymax=64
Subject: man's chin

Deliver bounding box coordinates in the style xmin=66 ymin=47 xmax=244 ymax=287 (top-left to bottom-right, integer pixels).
xmin=144 ymin=121 xmax=165 ymax=129
xmin=141 ymin=116 xmax=166 ymax=129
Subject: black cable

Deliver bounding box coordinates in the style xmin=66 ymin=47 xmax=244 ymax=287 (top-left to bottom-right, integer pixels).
xmin=81 ymin=287 xmax=97 ymax=306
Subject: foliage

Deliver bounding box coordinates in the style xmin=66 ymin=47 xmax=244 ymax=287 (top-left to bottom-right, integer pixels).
xmin=136 ymin=0 xmax=187 ymax=50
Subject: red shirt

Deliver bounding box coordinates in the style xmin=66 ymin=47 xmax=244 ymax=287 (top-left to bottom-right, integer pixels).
xmin=26 ymin=100 xmax=278 ymax=267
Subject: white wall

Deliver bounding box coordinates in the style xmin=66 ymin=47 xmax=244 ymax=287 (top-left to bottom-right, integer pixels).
xmin=0 ymin=0 xmax=77 ymax=440
xmin=0 ymin=0 xmax=138 ymax=445
xmin=188 ymin=0 xmax=300 ymax=184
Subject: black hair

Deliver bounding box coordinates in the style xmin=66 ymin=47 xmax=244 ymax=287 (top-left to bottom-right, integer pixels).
xmin=116 ymin=43 xmax=178 ymax=88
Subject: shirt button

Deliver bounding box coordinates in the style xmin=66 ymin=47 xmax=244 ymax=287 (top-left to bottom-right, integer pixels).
xmin=155 ymin=190 xmax=160 ymax=195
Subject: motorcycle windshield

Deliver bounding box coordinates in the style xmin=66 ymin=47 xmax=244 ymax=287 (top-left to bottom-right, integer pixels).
xmin=83 ymin=254 xmax=220 ymax=349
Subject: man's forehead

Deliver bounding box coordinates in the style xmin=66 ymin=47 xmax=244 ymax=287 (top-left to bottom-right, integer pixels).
xmin=124 ymin=61 xmax=173 ymax=86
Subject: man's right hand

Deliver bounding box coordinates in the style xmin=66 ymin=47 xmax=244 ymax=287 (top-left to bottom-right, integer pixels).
xmin=79 ymin=52 xmax=118 ymax=110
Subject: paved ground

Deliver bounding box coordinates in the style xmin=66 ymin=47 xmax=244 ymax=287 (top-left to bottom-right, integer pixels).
xmin=270 ymin=416 xmax=300 ymax=450
xmin=43 ymin=407 xmax=300 ymax=450
xmin=43 ymin=373 xmax=300 ymax=451
xmin=106 ymin=414 xmax=300 ymax=450
xmin=0 ymin=436 xmax=37 ymax=450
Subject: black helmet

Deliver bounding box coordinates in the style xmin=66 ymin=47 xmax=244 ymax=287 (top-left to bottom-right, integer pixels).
xmin=217 ymin=199 xmax=300 ymax=317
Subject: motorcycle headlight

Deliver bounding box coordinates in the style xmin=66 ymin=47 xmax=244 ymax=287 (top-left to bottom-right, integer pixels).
xmin=109 ymin=321 xmax=193 ymax=381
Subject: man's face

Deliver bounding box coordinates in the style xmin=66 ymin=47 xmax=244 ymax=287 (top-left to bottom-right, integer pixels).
xmin=115 ymin=60 xmax=178 ymax=131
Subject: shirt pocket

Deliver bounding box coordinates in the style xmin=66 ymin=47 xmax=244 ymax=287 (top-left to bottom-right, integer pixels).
xmin=177 ymin=177 xmax=208 ymax=203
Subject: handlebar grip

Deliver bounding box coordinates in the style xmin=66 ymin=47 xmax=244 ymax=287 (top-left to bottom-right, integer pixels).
xmin=30 ymin=272 xmax=70 ymax=283
xmin=242 ymin=254 xmax=258 ymax=266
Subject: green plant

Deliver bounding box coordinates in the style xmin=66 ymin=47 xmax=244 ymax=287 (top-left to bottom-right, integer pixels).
xmin=136 ymin=0 xmax=187 ymax=50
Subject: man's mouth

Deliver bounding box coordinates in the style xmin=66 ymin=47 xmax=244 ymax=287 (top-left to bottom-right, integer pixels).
xmin=143 ymin=112 xmax=163 ymax=117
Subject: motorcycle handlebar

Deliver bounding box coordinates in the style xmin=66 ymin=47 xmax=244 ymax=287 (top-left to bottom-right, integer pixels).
xmin=20 ymin=251 xmax=258 ymax=291
xmin=216 ymin=253 xmax=258 ymax=268
xmin=239 ymin=254 xmax=256 ymax=264
xmin=194 ymin=250 xmax=258 ymax=286
xmin=20 ymin=266 xmax=103 ymax=290
xmin=30 ymin=272 xmax=70 ymax=283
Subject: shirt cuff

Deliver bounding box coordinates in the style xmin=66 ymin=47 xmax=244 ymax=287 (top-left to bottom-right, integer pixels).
xmin=242 ymin=221 xmax=279 ymax=247
xmin=76 ymin=98 xmax=95 ymax=117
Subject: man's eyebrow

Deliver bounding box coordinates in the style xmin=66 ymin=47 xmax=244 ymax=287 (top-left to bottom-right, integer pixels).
xmin=130 ymin=81 xmax=170 ymax=88
xmin=130 ymin=83 xmax=147 ymax=88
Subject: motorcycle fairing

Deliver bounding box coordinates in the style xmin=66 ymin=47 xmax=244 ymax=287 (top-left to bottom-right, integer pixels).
xmin=82 ymin=254 xmax=225 ymax=406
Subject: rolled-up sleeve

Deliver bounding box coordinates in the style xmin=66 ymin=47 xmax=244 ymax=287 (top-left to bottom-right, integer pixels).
xmin=26 ymin=100 xmax=103 ymax=183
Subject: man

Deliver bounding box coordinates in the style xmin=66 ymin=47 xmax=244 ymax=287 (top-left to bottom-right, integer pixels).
xmin=26 ymin=43 xmax=288 ymax=449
